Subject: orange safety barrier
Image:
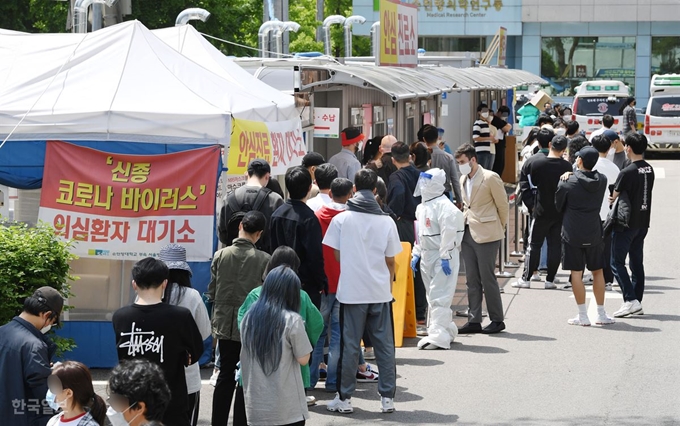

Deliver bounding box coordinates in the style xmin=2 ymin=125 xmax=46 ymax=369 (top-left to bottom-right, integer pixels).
xmin=392 ymin=242 xmax=417 ymax=347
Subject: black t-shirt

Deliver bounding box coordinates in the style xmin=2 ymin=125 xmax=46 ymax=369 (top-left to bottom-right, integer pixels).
xmin=491 ymin=116 xmax=509 ymax=148
xmin=614 ymin=160 xmax=654 ymax=229
xmin=527 ymin=155 xmax=573 ymax=219
xmin=112 ymin=303 xmax=204 ymax=426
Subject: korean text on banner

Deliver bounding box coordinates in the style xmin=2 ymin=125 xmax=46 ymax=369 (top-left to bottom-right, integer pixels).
xmin=228 ymin=118 xmax=306 ymax=176
xmin=379 ymin=0 xmax=418 ymax=68
xmin=38 ymin=142 xmax=221 ymax=261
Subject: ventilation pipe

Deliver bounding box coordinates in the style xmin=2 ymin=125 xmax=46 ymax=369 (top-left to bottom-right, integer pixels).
xmin=343 ymin=15 xmax=365 ymax=58
xmin=274 ymin=21 xmax=301 ymax=57
xmin=370 ymin=21 xmax=380 ymax=58
xmin=175 ymin=8 xmax=211 ymax=26
xmin=73 ymin=0 xmax=118 ymax=33
xmin=323 ymin=15 xmax=346 ymax=57
xmin=258 ymin=21 xmax=284 ymax=58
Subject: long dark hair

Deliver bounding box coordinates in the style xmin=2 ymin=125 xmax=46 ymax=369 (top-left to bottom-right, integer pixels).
xmin=52 ymin=361 xmax=106 ymax=426
xmin=264 ymin=246 xmax=301 ymax=276
xmin=162 ymin=269 xmax=191 ymax=305
xmin=242 ymin=266 xmax=301 ymax=376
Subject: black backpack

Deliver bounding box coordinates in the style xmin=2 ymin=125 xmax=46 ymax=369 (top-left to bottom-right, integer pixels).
xmin=224 ymin=188 xmax=271 ymax=246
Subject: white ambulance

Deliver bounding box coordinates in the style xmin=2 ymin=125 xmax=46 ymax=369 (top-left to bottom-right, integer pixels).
xmin=644 ymin=74 xmax=680 ymax=151
xmin=571 ymin=80 xmax=630 ymax=136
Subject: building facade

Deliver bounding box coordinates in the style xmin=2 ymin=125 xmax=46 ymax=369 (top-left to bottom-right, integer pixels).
xmin=353 ymin=0 xmax=680 ymax=105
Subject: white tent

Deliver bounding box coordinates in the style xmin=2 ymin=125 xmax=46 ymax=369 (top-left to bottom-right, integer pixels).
xmin=0 ymin=20 xmax=298 ymax=145
xmin=152 ymin=25 xmax=298 ymax=121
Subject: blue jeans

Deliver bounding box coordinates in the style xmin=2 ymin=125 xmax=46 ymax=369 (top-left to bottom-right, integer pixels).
xmin=612 ymin=228 xmax=648 ymax=302
xmin=310 ymin=293 xmax=341 ymax=390
xmin=477 ymin=152 xmax=493 ymax=170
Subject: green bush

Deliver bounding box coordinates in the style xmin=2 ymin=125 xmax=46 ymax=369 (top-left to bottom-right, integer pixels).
xmin=0 ymin=221 xmax=77 ymax=356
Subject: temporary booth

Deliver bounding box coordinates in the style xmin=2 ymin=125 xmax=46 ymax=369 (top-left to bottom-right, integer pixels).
xmin=0 ymin=20 xmax=302 ymax=367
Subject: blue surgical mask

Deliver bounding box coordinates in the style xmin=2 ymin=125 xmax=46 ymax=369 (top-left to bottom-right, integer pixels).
xmin=46 ymin=390 xmax=60 ymax=412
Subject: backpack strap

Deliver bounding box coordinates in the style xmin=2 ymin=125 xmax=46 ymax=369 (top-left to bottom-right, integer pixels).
xmin=252 ymin=187 xmax=272 ymax=211
xmin=225 ymin=190 xmax=245 ymax=232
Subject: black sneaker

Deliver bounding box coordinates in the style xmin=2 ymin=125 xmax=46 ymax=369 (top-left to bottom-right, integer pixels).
xmin=457 ymin=322 xmax=483 ymax=334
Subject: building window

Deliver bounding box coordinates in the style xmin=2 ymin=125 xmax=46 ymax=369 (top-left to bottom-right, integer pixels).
xmin=417 ymin=37 xmax=486 ymax=54
xmin=373 ymin=106 xmax=385 ymax=138
xmin=350 ymin=107 xmax=363 ymax=134
xmin=541 ymin=37 xmax=636 ymax=96
xmin=651 ymin=37 xmax=680 ymax=75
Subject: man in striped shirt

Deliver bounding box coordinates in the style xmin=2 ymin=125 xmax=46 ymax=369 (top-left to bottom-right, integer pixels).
xmin=472 ymin=103 xmax=497 ymax=170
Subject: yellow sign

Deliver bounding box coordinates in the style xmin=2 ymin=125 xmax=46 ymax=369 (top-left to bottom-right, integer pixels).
xmin=379 ymin=0 xmax=418 ymax=68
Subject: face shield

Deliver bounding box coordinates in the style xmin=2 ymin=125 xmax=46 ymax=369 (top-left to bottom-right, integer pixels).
xmin=414 ymin=168 xmax=446 ymax=200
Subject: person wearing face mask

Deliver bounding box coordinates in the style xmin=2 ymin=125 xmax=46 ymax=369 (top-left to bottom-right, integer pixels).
xmin=454 ymin=144 xmax=509 ymax=334
xmin=552 ymin=119 xmax=567 ymax=137
xmin=106 ymin=359 xmax=171 ymax=426
xmin=603 ymin=130 xmax=631 ymax=170
xmin=620 ymin=96 xmax=638 ymax=136
xmin=328 ymin=127 xmax=364 ymax=180
xmin=46 ymin=361 xmax=106 ymax=426
xmin=0 ymin=286 xmax=64 ymax=426
xmin=472 ymin=104 xmax=497 ymax=170
xmin=491 ymin=106 xmax=513 ymax=177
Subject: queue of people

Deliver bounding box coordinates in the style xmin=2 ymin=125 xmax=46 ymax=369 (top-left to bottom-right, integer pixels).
xmin=0 ymin=113 xmax=654 ymax=426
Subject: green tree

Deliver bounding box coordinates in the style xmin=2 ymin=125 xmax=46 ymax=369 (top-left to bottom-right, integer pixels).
xmin=0 ymin=0 xmax=69 ymax=33
xmin=0 ymin=222 xmax=77 ymax=356
xmin=541 ymin=49 xmax=558 ymax=78
xmin=652 ymin=37 xmax=680 ymax=74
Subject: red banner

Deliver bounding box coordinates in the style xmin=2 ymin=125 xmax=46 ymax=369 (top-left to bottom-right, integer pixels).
xmin=38 ymin=142 xmax=220 ymax=261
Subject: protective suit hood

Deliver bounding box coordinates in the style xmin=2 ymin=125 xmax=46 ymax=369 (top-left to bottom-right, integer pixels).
xmin=414 ymin=168 xmax=446 ymax=201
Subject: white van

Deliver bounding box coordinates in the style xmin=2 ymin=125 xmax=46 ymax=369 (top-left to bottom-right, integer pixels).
xmin=571 ymin=80 xmax=630 ymax=136
xmin=644 ymin=74 xmax=680 ymax=151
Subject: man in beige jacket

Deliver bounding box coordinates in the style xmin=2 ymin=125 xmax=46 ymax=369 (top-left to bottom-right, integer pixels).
xmin=454 ymin=143 xmax=509 ymax=334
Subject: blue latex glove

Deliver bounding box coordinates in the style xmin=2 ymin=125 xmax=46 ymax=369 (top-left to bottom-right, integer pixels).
xmin=441 ymin=259 xmax=452 ymax=276
xmin=411 ymin=255 xmax=420 ymax=272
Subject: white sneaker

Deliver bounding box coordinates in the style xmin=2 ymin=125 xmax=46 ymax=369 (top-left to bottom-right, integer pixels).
xmin=551 ymin=277 xmax=562 ymax=284
xmin=583 ymin=273 xmax=593 ymax=284
xmin=596 ymin=312 xmax=615 ymax=325
xmin=327 ymin=394 xmax=353 ymax=413
xmin=381 ymin=397 xmax=395 ymax=413
xmin=613 ymin=300 xmax=642 ymax=318
xmin=209 ymin=370 xmax=219 ymax=387
xmin=605 ymin=282 xmax=613 ymax=291
xmin=307 ymin=395 xmax=317 ymax=406
xmin=512 ymin=278 xmax=530 ymax=288
xmin=544 ymin=281 xmax=557 ymax=290
xmin=631 ymin=300 xmax=644 ymax=315
xmin=567 ymin=314 xmax=591 ymax=326
xmin=530 ymin=272 xmax=542 ymax=282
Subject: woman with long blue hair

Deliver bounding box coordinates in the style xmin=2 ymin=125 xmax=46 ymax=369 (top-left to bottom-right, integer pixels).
xmin=240 ymin=265 xmax=312 ymax=426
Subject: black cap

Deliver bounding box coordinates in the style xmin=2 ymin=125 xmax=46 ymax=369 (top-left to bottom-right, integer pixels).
xmin=301 ymin=152 xmax=325 ymax=168
xmin=247 ymin=159 xmax=271 ymax=176
xmin=33 ymin=287 xmax=64 ymax=325
xmin=577 ymin=147 xmax=600 ymax=170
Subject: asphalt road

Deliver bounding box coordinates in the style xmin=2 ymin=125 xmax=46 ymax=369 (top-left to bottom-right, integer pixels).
xmin=92 ymin=158 xmax=680 ymax=426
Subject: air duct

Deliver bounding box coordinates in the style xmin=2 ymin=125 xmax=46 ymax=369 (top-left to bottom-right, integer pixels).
xmin=73 ymin=0 xmax=118 ymax=33
xmin=343 ymin=15 xmax=365 ymax=58
xmin=258 ymin=21 xmax=284 ymax=58
xmin=322 ymin=15 xmax=346 ymax=57
xmin=370 ymin=21 xmax=380 ymax=58
xmin=274 ymin=21 xmax=301 ymax=57
xmin=175 ymin=8 xmax=211 ymax=26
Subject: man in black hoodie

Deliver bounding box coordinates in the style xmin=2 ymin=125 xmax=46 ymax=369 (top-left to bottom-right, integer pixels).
xmin=555 ymin=147 xmax=614 ymax=327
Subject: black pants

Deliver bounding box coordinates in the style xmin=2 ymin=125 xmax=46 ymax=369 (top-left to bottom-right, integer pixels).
xmin=522 ymin=216 xmax=561 ymax=283
xmin=232 ymin=384 xmax=247 ymax=426
xmin=492 ymin=142 xmax=506 ymax=177
xmin=187 ymin=391 xmax=199 ymax=426
xmin=211 ymin=339 xmax=241 ymax=426
xmin=602 ymin=222 xmax=614 ymax=284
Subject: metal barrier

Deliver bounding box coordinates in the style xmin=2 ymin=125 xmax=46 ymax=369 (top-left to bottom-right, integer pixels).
xmin=496 ymin=192 xmax=520 ymax=278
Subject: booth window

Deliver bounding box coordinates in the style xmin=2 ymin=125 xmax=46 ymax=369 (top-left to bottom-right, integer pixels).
xmin=350 ymin=107 xmax=364 ymax=134
xmin=373 ymin=106 xmax=385 ymax=137
xmin=405 ymin=102 xmax=415 ymax=144
xmin=542 ymin=37 xmax=636 ymax=96
xmin=651 ymin=37 xmax=680 ymax=75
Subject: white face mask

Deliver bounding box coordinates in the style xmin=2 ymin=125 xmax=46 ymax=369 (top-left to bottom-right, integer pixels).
xmin=458 ymin=161 xmax=472 ymax=176
xmin=480 ymin=112 xmax=489 ymax=119
xmin=555 ymin=128 xmax=567 ymax=136
xmin=106 ymin=405 xmax=141 ymax=426
xmin=607 ymin=147 xmax=616 ymax=158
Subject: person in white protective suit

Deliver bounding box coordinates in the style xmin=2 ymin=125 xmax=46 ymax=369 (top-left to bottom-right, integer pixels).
xmin=411 ymin=168 xmax=465 ymax=350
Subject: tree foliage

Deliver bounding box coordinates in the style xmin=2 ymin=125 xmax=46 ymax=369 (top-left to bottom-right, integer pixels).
xmin=0 ymin=222 xmax=77 ymax=356
xmin=0 ymin=0 xmax=70 ymax=33
xmin=652 ymin=37 xmax=680 ymax=74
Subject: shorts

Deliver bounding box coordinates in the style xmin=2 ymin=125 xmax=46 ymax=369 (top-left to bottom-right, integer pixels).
xmin=561 ymin=241 xmax=604 ymax=271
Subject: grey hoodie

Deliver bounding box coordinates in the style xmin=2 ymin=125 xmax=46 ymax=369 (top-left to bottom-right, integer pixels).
xmin=555 ymin=169 xmax=608 ymax=247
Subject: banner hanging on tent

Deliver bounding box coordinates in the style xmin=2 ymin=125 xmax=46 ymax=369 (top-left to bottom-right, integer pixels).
xmin=227 ymin=118 xmax=306 ymax=176
xmin=38 ymin=142 xmax=221 ymax=261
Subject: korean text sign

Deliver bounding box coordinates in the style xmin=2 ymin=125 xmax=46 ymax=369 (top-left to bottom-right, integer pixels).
xmin=314 ymin=107 xmax=340 ymax=138
xmin=38 ymin=142 xmax=221 ymax=261
xmin=227 ymin=118 xmax=306 ymax=176
xmin=379 ymin=0 xmax=418 ymax=68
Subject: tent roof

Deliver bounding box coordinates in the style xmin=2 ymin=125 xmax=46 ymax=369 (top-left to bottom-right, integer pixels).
xmin=151 ymin=25 xmax=298 ymax=121
xmin=0 ymin=21 xmax=295 ymax=144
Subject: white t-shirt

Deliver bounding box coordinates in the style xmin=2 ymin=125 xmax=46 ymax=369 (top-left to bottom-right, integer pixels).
xmin=306 ymin=192 xmax=332 ymax=212
xmin=323 ymin=211 xmax=402 ymax=304
xmin=593 ymin=157 xmax=621 ymax=221
xmin=589 ymin=126 xmax=609 ymax=142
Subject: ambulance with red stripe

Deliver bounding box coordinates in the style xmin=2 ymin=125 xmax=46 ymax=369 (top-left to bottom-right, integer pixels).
xmin=571 ymin=80 xmax=629 ymax=136
xmin=644 ymin=74 xmax=680 ymax=151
